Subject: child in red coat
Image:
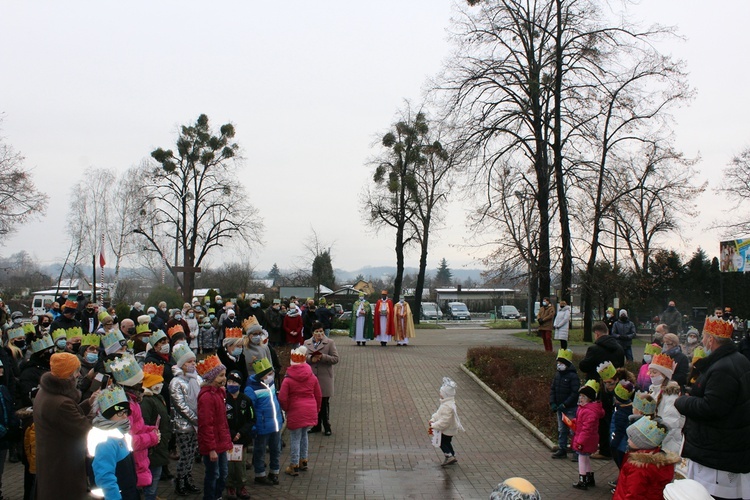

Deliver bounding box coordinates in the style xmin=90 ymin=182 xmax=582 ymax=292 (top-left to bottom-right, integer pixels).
xmin=572 ymin=380 xmax=604 ymax=490
xmin=197 ymin=355 xmax=233 ymax=500
xmin=613 ymin=417 xmax=679 ymax=500
xmin=278 ymin=346 xmax=322 ymax=476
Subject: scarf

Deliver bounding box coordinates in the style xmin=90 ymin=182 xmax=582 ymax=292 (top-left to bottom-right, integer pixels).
xmin=93 ymin=414 xmax=132 ymax=433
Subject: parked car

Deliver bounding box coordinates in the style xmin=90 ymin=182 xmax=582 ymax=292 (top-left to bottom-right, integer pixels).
xmin=499 ymin=305 xmax=521 ymax=320
xmin=446 ymin=302 xmax=471 ymax=320
xmin=420 ymin=302 xmax=443 ymax=320
xmin=338 ymin=311 xmax=352 ymax=321
xmin=333 ymin=304 xmax=344 ymax=315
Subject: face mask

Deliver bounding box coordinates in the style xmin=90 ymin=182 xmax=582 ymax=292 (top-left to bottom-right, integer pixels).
xmin=606 ymin=313 xmax=612 ymax=318
xmin=263 ymin=374 xmax=274 ymax=384
xmin=252 ymin=303 xmax=260 ymax=308
xmin=41 ymin=322 xmax=50 ymax=328
xmin=86 ymin=352 xmax=99 ymax=364
xmin=184 ymin=364 xmax=196 ymax=374
xmin=250 ymin=336 xmax=261 ymax=345
xmin=151 ymin=383 xmax=163 ymax=394
xmin=620 ymin=316 xmax=628 ymax=322
xmin=543 ymin=301 xmax=548 ymax=306
xmin=13 ymin=318 xmax=22 ymax=325
xmin=273 ymin=305 xmax=280 ymax=310
xmin=160 ymin=306 xmax=167 ymax=311
xmin=174 ymin=314 xmax=182 ymax=321
xmin=71 ymin=343 xmax=81 ymax=354
xmin=188 ymin=313 xmax=194 ymax=318
xmin=381 ymin=296 xmax=387 ymax=300
xmin=650 ymin=374 xmax=665 ymax=386
xmin=159 ymin=344 xmax=170 ymax=354
xmin=232 ymin=347 xmax=242 ymax=357
xmin=556 ymin=363 xmax=566 ymax=371
xmin=149 ymin=313 xmax=155 ymax=319
xmin=643 ymin=354 xmax=652 ymax=363
xmin=127 ymin=327 xmax=136 ymax=336
xmin=56 ymin=339 xmax=67 ymax=349
xmin=688 ymin=337 xmax=697 ymax=344
xmin=14 ymin=340 xmax=25 ymax=349
xmin=226 ymin=384 xmax=240 ymax=394
xmin=209 ymin=314 xmax=215 ymax=320
xmin=216 ymin=300 xmax=222 ymax=305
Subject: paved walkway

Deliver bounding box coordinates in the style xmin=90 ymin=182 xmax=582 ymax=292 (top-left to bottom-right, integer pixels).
xmin=1 ymin=327 xmax=621 ymax=499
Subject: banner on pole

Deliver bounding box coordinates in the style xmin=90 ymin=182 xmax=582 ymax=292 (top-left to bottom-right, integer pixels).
xmin=99 ymin=234 xmax=106 ymax=268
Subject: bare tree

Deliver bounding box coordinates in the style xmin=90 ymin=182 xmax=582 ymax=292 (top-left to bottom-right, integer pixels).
xmin=722 ymin=147 xmax=750 ymax=235
xmin=0 ymin=119 xmax=47 ymax=235
xmin=136 ymin=114 xmax=264 ymax=301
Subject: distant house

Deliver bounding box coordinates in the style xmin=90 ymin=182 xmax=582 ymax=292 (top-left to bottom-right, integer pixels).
xmin=322 ymin=281 xmax=375 ymax=308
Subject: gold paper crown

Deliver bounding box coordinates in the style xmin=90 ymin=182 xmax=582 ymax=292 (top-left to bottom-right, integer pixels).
xmin=692 ymin=346 xmax=707 ymax=363
xmin=196 ymin=355 xmax=222 ymax=377
xmin=582 ymin=379 xmax=600 ymax=394
xmin=703 ymin=316 xmax=734 ymax=339
xmin=167 ymin=324 xmax=184 ymax=338
xmin=225 ymin=327 xmax=243 ymax=339
xmin=143 ymin=362 xmax=163 ymax=377
xmin=596 ymin=361 xmax=616 ymax=380
xmin=51 ymin=329 xmax=68 ymax=342
xmin=22 ymin=323 xmax=35 ymax=334
xmin=242 ymin=316 xmax=259 ymax=331
xmin=556 ymin=348 xmax=573 ymax=363
xmin=135 ymin=323 xmax=151 ymax=335
xmin=66 ymin=327 xmax=83 ymax=340
xmin=644 ymin=343 xmax=662 ymax=355
xmin=81 ymin=333 xmax=101 ymax=348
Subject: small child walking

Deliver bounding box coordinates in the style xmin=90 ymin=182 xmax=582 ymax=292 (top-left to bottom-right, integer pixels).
xmin=244 ymin=358 xmax=284 ymax=486
xmin=429 ymin=377 xmax=465 ymax=466
xmin=549 ymin=348 xmax=579 ymax=459
xmin=572 ymin=379 xmax=604 ymax=490
xmin=608 ymin=379 xmax=635 ymax=492
xmin=278 ymin=346 xmax=322 ymax=476
xmin=197 ymin=355 xmax=232 ymax=500
xmin=225 ymin=370 xmax=255 ymax=499
xmin=613 ymin=417 xmax=679 ymax=499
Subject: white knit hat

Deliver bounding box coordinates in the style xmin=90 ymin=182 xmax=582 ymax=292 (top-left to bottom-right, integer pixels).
xmin=440 ymin=377 xmax=457 ymax=398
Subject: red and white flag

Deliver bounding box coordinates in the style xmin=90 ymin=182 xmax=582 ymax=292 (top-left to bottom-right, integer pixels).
xmin=99 ymin=234 xmax=106 ymax=268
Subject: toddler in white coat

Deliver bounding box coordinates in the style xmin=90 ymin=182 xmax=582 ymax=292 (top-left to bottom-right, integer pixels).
xmin=429 ymin=377 xmax=465 ymax=466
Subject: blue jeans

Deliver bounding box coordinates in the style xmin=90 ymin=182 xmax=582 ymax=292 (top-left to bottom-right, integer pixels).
xmin=622 ymin=345 xmax=633 ymax=361
xmin=202 ymin=452 xmax=228 ymax=500
xmin=143 ymin=465 xmax=162 ymax=500
xmin=556 ymin=407 xmax=577 ymax=451
xmin=289 ymin=427 xmax=310 ymax=464
xmin=252 ymin=431 xmax=281 ymax=476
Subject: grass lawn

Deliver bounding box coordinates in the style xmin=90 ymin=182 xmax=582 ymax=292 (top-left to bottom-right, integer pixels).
xmin=485 ymin=319 xmax=524 ymax=329
xmin=414 ymin=322 xmax=446 ymax=329
xmin=511 ymin=328 xmax=647 ymax=347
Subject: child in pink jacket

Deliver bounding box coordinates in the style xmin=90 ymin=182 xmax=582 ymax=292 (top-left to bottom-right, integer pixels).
xmin=572 ymin=380 xmax=604 ymax=490
xmin=278 ymin=346 xmax=322 ymax=476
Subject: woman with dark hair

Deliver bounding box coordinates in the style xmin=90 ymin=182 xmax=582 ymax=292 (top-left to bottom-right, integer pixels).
xmin=304 ymin=322 xmax=339 ymax=436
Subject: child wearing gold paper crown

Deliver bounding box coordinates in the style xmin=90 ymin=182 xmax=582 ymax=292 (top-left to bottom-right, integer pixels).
xmin=197 ymin=355 xmax=232 ymax=500
xmin=572 ymin=380 xmax=604 ymax=490
xmin=549 ymin=349 xmax=579 ymax=460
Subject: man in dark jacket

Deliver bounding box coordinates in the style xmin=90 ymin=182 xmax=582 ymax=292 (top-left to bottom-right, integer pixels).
xmin=315 ymin=298 xmax=336 ymax=336
xmin=578 ymin=321 xmax=625 ymax=460
xmin=675 ymin=318 xmax=750 ymax=499
xmin=659 ymin=300 xmax=682 ymax=334
xmin=610 ymin=309 xmax=637 ymax=361
xmin=264 ymin=300 xmax=284 ymax=346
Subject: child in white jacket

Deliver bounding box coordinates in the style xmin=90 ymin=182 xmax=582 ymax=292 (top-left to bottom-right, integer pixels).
xmin=429 ymin=377 xmax=465 ymax=466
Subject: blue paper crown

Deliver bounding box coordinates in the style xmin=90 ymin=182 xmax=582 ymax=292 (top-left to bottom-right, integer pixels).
xmin=104 ymin=354 xmax=143 ymax=387
xmin=97 ymin=385 xmax=128 ymax=414
xmin=7 ymin=326 xmax=25 ymax=341
xmin=102 ymin=330 xmax=126 ymax=350
xmin=31 ymin=335 xmax=54 ymax=354
xmin=148 ymin=330 xmax=167 ymax=347
xmin=630 ymin=416 xmax=667 ymax=447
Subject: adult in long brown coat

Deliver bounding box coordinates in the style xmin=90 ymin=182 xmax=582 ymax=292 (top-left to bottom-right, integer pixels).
xmin=304 ymin=322 xmax=339 ymax=435
xmin=35 ymin=353 xmax=96 ymax=500
xmin=536 ymin=297 xmax=556 ymax=352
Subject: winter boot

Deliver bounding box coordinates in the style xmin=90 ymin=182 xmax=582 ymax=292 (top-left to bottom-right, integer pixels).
xmin=299 ymin=459 xmax=309 ymax=471
xmin=285 ymin=463 xmax=299 ymax=476
xmin=586 ymin=472 xmax=596 ymax=487
xmin=185 ymin=474 xmax=201 ymax=493
xmin=237 ymin=486 xmax=252 ymax=499
xmin=551 ymin=449 xmax=567 ymax=459
xmin=268 ymin=472 xmax=280 ymax=484
xmin=225 ymin=487 xmax=237 ymax=500
xmin=174 ymin=477 xmax=188 ymax=496
xmin=572 ymin=474 xmax=588 ymax=490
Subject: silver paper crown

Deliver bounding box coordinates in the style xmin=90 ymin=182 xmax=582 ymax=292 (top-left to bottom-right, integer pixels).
xmin=105 ymin=353 xmax=144 ymax=387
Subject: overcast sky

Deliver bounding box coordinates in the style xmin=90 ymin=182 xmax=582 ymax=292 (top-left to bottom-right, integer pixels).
xmin=0 ymin=1 xmax=746 ymax=277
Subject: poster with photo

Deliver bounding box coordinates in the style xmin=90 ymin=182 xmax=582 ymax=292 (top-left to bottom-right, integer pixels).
xmin=720 ymin=239 xmax=750 ymax=272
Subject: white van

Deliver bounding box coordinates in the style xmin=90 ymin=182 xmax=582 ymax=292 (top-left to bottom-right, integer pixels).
xmin=31 ymin=289 xmax=91 ymax=316
xmin=421 ymin=302 xmax=444 ymax=320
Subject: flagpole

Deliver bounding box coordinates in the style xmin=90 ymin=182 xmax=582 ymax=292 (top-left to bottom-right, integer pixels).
xmin=100 ymin=234 xmax=106 ymax=306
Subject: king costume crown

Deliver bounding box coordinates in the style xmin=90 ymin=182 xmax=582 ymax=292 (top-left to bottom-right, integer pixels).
xmin=596 ymin=361 xmax=616 ymax=380
xmin=633 ymin=391 xmax=657 ymax=415
xmin=148 ymin=330 xmax=167 ymax=347
xmin=31 ymin=335 xmax=54 ymax=354
xmin=556 ymin=348 xmax=573 ymax=363
xmin=135 ymin=323 xmax=151 ymax=335
xmin=650 ymin=353 xmax=676 ymax=376
xmin=97 ymin=385 xmax=128 ymax=415
xmin=102 ymin=330 xmax=126 ymax=350
xmin=7 ymin=326 xmax=25 ymax=341
xmin=290 ymin=346 xmax=308 ymax=364
xmin=81 ymin=333 xmax=101 ymax=348
xmin=242 ymin=316 xmax=260 ymax=332
xmin=63 ymin=299 xmax=78 ymax=310
xmin=105 ymin=354 xmax=144 ymax=387
xmin=143 ymin=362 xmax=163 ymax=377
xmin=630 ymin=416 xmax=667 ymax=447
xmin=703 ymin=316 xmax=734 ymax=338
xmin=51 ymin=329 xmax=68 ymax=342
xmin=225 ymin=327 xmax=243 ymax=339
xmin=66 ymin=326 xmax=83 ymax=339
xmin=167 ymin=324 xmax=184 ymax=338
xmin=22 ymin=323 xmax=35 ymax=335
xmin=196 ymin=355 xmax=223 ymax=377
xmin=644 ymin=343 xmax=662 ymax=356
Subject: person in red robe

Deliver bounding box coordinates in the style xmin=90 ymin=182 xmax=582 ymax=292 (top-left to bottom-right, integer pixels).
xmin=373 ymin=290 xmax=394 ymax=347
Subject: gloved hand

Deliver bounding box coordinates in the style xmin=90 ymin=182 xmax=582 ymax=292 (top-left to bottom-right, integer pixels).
xmin=550 ymin=403 xmax=558 ymax=413
xmin=558 ymin=404 xmax=565 ymax=411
